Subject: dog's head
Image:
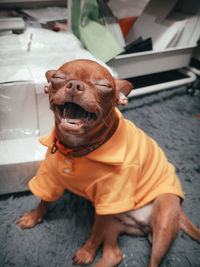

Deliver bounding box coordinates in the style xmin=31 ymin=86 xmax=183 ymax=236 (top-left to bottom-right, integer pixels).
xmin=45 ymin=59 xmax=133 ymax=147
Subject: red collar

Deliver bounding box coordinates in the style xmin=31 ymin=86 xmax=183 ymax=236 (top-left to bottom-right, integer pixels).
xmin=51 ymin=137 xmax=73 ymax=155
xmin=51 ymin=134 xmax=104 ymax=157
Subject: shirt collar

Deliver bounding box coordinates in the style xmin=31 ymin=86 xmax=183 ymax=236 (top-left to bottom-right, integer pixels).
xmin=39 ymin=108 xmax=127 ymax=165
xmin=39 ymin=127 xmax=55 ymax=148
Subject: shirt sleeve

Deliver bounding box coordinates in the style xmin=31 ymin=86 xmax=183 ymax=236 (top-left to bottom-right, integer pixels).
xmin=29 ymin=148 xmax=65 ymax=202
xmin=85 ymin=164 xmax=139 ymax=215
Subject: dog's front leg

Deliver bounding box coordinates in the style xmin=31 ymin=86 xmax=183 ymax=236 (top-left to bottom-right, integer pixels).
xmin=73 ymin=214 xmax=123 ymax=267
xmin=17 ymin=200 xmax=50 ymax=229
xmin=93 ymin=215 xmax=123 ymax=267
xmin=73 ymin=214 xmax=104 ymax=266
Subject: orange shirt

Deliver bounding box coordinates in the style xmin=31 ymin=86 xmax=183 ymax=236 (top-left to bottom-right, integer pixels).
xmin=29 ymin=109 xmax=184 ymax=215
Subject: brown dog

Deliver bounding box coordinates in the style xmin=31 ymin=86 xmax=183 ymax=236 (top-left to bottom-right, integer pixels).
xmin=17 ymin=59 xmax=200 ymax=267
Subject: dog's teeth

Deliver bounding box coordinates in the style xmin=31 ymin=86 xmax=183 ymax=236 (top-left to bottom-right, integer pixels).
xmin=57 ymin=102 xmax=96 ymax=121
xmin=63 ymin=107 xmax=67 ymax=118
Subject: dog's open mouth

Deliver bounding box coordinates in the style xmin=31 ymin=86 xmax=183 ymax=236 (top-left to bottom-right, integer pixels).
xmin=54 ymin=102 xmax=97 ymax=131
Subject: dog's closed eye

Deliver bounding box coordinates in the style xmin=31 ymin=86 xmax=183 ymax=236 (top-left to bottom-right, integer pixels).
xmin=50 ymin=72 xmax=73 ymax=89
xmin=95 ymin=81 xmax=113 ymax=93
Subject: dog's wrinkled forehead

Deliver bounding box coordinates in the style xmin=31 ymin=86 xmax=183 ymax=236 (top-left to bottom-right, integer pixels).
xmin=58 ymin=59 xmax=115 ymax=86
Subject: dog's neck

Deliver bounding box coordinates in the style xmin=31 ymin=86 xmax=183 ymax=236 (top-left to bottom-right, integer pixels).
xmin=55 ymin=109 xmax=119 ymax=156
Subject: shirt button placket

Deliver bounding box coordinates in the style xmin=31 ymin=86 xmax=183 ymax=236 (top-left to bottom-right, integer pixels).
xmin=65 ymin=160 xmax=70 ymax=165
xmin=64 ymin=158 xmax=72 ymax=175
xmin=64 ymin=169 xmax=71 ymax=174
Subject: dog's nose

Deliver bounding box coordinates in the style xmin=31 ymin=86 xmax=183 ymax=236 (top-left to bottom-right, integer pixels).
xmin=66 ymin=80 xmax=85 ymax=92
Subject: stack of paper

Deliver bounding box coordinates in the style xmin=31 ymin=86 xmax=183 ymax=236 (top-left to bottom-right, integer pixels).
xmin=0 ymin=17 xmax=25 ymax=32
xmin=22 ymin=7 xmax=68 ymax=24
xmin=126 ymin=0 xmax=200 ymax=51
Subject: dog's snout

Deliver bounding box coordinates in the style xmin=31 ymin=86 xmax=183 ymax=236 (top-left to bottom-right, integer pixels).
xmin=66 ymin=80 xmax=85 ymax=92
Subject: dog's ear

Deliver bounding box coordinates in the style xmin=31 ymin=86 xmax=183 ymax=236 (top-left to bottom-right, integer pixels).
xmin=44 ymin=70 xmax=56 ymax=94
xmin=115 ymin=79 xmax=133 ymax=106
xmin=46 ymin=70 xmax=56 ymax=82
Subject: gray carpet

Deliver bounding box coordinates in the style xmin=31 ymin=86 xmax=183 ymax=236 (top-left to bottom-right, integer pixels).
xmin=0 ymin=86 xmax=200 ymax=267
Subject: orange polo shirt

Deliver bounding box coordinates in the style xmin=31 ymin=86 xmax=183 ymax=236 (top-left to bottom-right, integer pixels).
xmin=29 ymin=109 xmax=184 ymax=215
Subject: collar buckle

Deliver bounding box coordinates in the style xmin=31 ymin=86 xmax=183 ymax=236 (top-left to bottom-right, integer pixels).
xmin=51 ymin=138 xmax=58 ymax=154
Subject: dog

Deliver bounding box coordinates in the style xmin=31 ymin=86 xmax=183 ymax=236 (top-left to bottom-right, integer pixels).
xmin=17 ymin=59 xmax=200 ymax=267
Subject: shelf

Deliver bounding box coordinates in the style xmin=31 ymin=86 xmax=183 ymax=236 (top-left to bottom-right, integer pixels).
xmin=107 ymin=45 xmax=196 ymax=79
xmin=127 ymin=69 xmax=196 ymax=97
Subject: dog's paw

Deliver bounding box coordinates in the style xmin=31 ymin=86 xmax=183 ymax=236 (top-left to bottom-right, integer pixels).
xmin=17 ymin=211 xmax=42 ymax=229
xmin=72 ymin=247 xmax=95 ymax=266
